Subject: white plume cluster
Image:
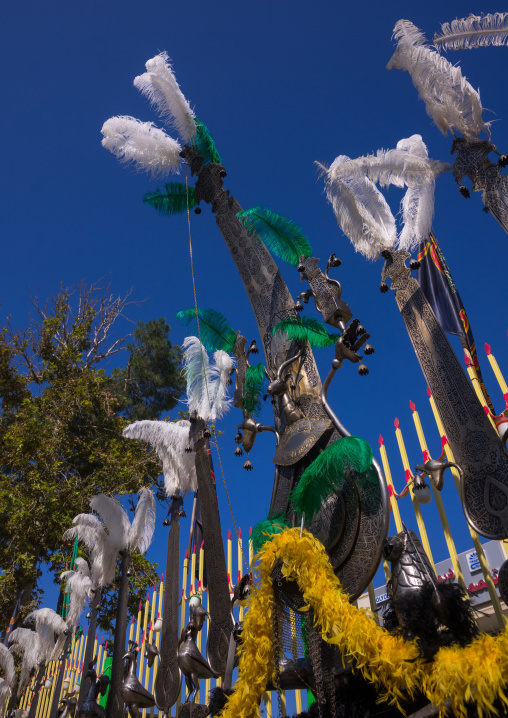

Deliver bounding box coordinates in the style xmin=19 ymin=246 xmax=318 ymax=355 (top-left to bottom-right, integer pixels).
xmin=25 ymin=608 xmax=68 ymax=661
xmin=387 ymin=19 xmax=486 ymax=138
xmin=134 ymin=52 xmax=197 ymax=143
xmin=434 ymin=13 xmax=508 ymax=52
xmin=128 ymin=487 xmax=156 ymax=555
xmin=64 ymin=490 xmax=156 ymax=588
xmin=183 ymin=337 xmax=234 ymax=422
xmin=0 ymin=679 xmax=11 ymax=718
xmin=60 ymin=557 xmax=93 ymax=628
xmin=0 ymin=643 xmax=15 ymax=688
xmin=321 ymin=135 xmax=440 ymax=257
xmin=123 ymin=420 xmax=197 ymax=496
xmin=9 ymin=628 xmax=41 ymax=691
xmin=101 ymin=117 xmax=182 ymax=177
xmin=322 ymin=156 xmax=396 ymax=260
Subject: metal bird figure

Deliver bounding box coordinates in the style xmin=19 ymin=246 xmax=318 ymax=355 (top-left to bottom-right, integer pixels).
xmin=78 ymin=662 xmax=109 ymax=718
xmin=144 ymin=643 xmax=159 ymax=669
xmin=120 ymin=646 xmax=155 ymax=718
xmin=177 ymin=604 xmax=216 ymax=703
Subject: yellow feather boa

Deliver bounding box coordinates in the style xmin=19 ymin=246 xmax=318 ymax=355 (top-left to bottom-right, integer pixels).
xmin=220 ymin=528 xmax=508 ymax=718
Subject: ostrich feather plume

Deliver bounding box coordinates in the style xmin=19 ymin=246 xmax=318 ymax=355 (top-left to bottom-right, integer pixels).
xmin=0 ymin=644 xmax=15 ymax=687
xmin=60 ymin=557 xmax=93 ymax=627
xmin=9 ymin=629 xmax=40 ymax=691
xmin=327 ymin=135 xmax=446 ymax=189
xmin=123 ymin=420 xmax=197 ymax=496
xmin=101 ymin=116 xmax=182 ymax=177
xmin=387 ymin=20 xmax=486 ymax=138
xmin=0 ymin=679 xmax=11 ymax=718
xmin=183 ymin=336 xmax=212 ymax=418
xmin=321 ymin=156 xmax=397 ymax=260
xmin=25 ymin=608 xmax=67 ymax=661
xmin=176 ymin=308 xmax=236 ymax=353
xmin=208 ymin=350 xmax=235 ymax=421
xmin=134 ymin=52 xmax=197 ymax=143
xmin=434 ymin=13 xmax=508 ymax=52
xmin=64 ymin=497 xmax=129 ymax=588
xmin=128 ymin=487 xmax=156 ymax=555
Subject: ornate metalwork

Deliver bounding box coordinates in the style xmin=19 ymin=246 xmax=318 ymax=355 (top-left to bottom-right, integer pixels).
xmin=413 ymin=459 xmax=462 ymax=492
xmin=452 ymin=138 xmax=508 ymax=234
xmin=153 ymin=495 xmax=185 ymax=713
xmin=178 ymin=604 xmax=215 ymax=703
xmin=120 ymin=646 xmax=154 ymax=718
xmin=189 ymin=418 xmax=233 ymax=675
xmin=57 ymin=695 xmax=77 ymax=718
xmin=382 ymin=250 xmax=508 ymax=539
xmin=106 ymin=551 xmax=131 ymax=718
xmin=272 ymin=418 xmax=332 ymax=466
xmin=297 ymin=255 xmax=353 ymax=328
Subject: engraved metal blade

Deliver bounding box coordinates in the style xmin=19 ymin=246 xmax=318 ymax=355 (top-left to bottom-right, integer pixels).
xmin=153 ymin=499 xmax=183 ymax=712
xmin=190 ymin=423 xmax=233 ymax=676
xmin=393 ymin=274 xmax=508 ymax=539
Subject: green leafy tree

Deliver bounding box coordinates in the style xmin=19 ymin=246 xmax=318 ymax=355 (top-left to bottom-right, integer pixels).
xmin=0 ymin=281 xmax=183 ymax=634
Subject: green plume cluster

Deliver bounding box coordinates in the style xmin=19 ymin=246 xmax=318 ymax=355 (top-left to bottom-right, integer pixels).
xmin=272 ymin=317 xmax=338 ymax=348
xmin=251 ymin=514 xmax=290 ymax=555
xmin=243 ymin=363 xmax=267 ymax=416
xmin=176 ymin=308 xmax=236 ymax=353
xmin=193 ymin=119 xmax=222 ymax=165
xmin=236 ymin=207 xmax=313 ymax=267
xmin=290 ymin=437 xmax=374 ymax=520
xmin=143 ymin=183 xmax=197 ymax=216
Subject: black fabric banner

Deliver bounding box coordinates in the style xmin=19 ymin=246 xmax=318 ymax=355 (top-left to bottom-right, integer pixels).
xmin=417 ymin=231 xmax=494 ymax=413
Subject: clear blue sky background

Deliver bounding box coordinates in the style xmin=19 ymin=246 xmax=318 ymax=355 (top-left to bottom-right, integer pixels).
xmin=2 ymin=0 xmax=508 ymax=623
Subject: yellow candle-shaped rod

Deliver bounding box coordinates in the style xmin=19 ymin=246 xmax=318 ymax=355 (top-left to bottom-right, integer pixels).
xmin=180 ymin=553 xmax=189 ymax=631
xmin=190 ymin=544 xmax=197 ymax=596
xmin=249 ymin=527 xmax=254 ymax=568
xmin=410 ymin=400 xmax=467 ymax=589
xmin=264 ymin=692 xmax=272 ymax=718
xmin=135 ymin=600 xmax=142 ymax=649
xmin=138 ymin=594 xmax=150 ymax=683
xmin=96 ymin=639 xmax=103 ymax=678
xmin=464 ymin=356 xmax=496 ymax=429
xmin=394 ymin=418 xmax=435 ymax=570
xmin=227 ymin=530 xmax=233 ymax=590
xmin=101 ymin=642 xmax=109 ymax=677
xmin=378 ymin=435 xmax=403 ymax=533
xmin=237 ymin=528 xmax=244 ymax=621
xmin=154 ymin=575 xmax=164 ymax=670
xmin=427 ymin=386 xmax=507 ymax=628
xmin=128 ymin=615 xmax=135 ymax=646
xmin=485 ymin=343 xmax=508 ymax=395
xmin=142 ymin=584 xmax=158 ymax=718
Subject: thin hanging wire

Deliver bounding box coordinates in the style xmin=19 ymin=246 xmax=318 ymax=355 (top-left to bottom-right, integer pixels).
xmin=185 ymin=168 xmax=249 ymax=577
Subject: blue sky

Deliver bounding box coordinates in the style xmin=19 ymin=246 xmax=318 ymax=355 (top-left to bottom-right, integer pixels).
xmin=2 ymin=0 xmax=508 ymax=618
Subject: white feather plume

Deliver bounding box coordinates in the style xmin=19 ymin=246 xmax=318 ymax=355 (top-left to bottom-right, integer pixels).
xmin=123 ymin=420 xmax=197 ymax=496
xmin=434 ymin=13 xmax=508 ymax=52
xmin=128 ymin=488 xmax=156 ymax=555
xmin=387 ymin=20 xmax=487 ymax=138
xmin=25 ymin=609 xmax=68 ymax=661
xmin=0 ymin=644 xmax=15 ymax=687
xmin=101 ymin=116 xmax=182 ymax=177
xmin=89 ymin=495 xmax=131 ymax=552
xmin=9 ymin=628 xmax=41 ymax=690
xmin=321 ymin=156 xmax=397 ymax=260
xmin=134 ymin=52 xmax=197 ymax=143
xmin=208 ymin=351 xmax=235 ymax=421
xmin=327 ymin=135 xmax=447 ymax=188
xmin=60 ymin=558 xmax=93 ymax=628
xmin=183 ymin=336 xmax=214 ymax=419
xmin=0 ymin=678 xmax=11 ymax=718
xmin=64 ymin=498 xmax=129 ymax=589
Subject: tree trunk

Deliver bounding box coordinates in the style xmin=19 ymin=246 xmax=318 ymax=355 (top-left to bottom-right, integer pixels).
xmin=106 ymin=552 xmax=131 ymax=718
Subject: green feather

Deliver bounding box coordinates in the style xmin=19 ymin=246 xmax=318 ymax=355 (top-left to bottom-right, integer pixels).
xmin=192 ymin=119 xmax=222 ymax=165
xmin=272 ymin=317 xmax=339 ymax=348
xmin=243 ymin=363 xmax=267 ymax=416
xmin=176 ymin=308 xmax=236 ymax=353
xmin=251 ymin=514 xmax=290 ymax=555
xmin=290 ymin=437 xmax=374 ymax=519
xmin=236 ymin=207 xmax=313 ymax=267
xmin=143 ymin=183 xmax=197 ymax=216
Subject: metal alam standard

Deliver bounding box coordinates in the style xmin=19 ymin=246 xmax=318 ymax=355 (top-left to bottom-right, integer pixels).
xmin=7 ymin=10 xmax=508 ymax=718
